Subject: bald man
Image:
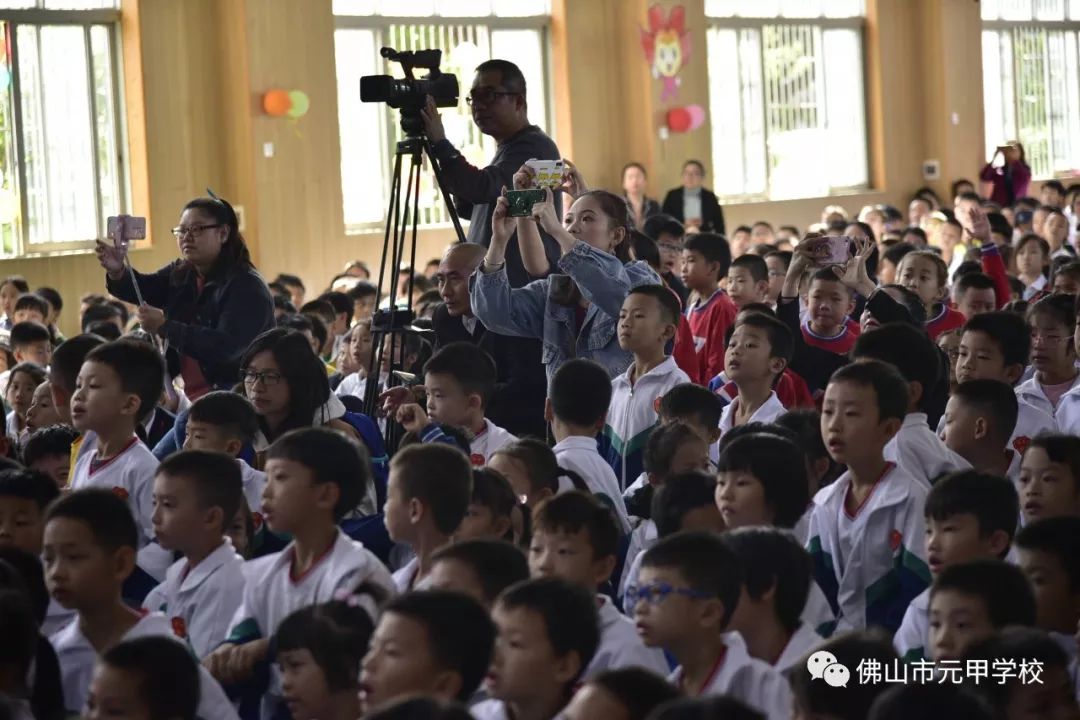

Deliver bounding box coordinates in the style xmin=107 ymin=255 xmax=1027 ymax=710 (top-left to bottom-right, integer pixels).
xmin=433 ymin=243 xmax=547 ymax=438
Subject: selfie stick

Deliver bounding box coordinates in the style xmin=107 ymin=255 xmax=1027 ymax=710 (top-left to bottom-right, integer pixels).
xmin=116 ymin=216 xmax=144 ymax=306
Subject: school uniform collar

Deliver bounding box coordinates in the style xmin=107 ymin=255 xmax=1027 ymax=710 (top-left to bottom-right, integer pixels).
xmin=253 ymin=394 xmax=347 ymax=452
xmin=724 ymin=391 xmax=784 ymax=427
xmin=552 ymin=436 xmax=600 ymax=453
xmin=596 ymin=595 xmax=622 ymax=631
xmin=271 ymin=529 xmax=345 ymax=581
xmin=1018 ymin=373 xmax=1080 ymax=404
xmin=813 ymin=464 xmax=912 ymax=514
xmin=670 ymin=631 xmax=752 ymax=694
xmin=175 ymin=540 xmax=241 ymax=594
xmin=613 ymin=356 xmax=681 ymax=390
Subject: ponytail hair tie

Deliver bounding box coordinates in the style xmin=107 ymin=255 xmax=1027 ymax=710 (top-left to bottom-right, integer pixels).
xmin=331 ymin=588 xmax=380 ymax=622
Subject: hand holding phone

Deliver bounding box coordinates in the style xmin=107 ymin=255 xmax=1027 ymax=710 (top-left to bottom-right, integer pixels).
xmin=801 ymin=235 xmax=852 ymax=266
xmin=506 ymin=189 xmax=547 ymax=217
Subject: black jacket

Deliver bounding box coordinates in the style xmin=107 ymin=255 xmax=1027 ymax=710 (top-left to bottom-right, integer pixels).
xmin=433 ymin=303 xmax=548 ymax=440
xmin=661 ymin=187 xmax=726 ymax=236
xmin=106 ymin=262 xmax=275 ymax=391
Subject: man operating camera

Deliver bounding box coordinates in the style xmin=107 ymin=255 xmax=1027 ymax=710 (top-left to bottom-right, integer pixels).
xmin=421 ymin=59 xmax=563 ymax=288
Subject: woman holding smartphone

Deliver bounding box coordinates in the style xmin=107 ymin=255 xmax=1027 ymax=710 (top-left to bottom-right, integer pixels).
xmin=980 ymin=141 xmax=1030 ymax=207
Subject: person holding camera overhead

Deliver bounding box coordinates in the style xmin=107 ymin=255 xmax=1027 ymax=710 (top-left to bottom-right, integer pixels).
xmin=979 ymin=141 xmax=1030 ymax=207
xmin=421 ymin=59 xmax=564 ymax=288
xmin=95 ymin=196 xmax=275 ymax=402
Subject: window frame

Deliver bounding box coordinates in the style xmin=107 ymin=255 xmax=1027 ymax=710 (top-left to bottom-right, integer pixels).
xmin=704 ymin=13 xmax=871 ymax=204
xmin=333 ymin=11 xmax=553 ymax=234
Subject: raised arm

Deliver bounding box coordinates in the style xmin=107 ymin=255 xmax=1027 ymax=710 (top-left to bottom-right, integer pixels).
xmin=958 ymin=204 xmax=1010 ymax=308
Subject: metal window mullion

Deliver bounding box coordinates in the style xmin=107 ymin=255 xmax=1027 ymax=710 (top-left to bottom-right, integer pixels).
xmin=758 ymin=26 xmax=770 ymax=196
xmin=109 ymin=20 xmax=128 ymax=215
xmin=84 ymin=23 xmax=103 ymax=240
xmin=8 ymin=21 xmax=28 ymax=255
xmin=0 ymin=8 xmax=119 ymax=25
xmin=335 ymin=14 xmax=548 ymax=30
xmin=33 ymin=23 xmax=49 ymax=244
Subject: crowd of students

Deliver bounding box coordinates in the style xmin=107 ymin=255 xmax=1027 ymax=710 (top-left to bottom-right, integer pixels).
xmin=0 ymin=162 xmax=1078 ymax=720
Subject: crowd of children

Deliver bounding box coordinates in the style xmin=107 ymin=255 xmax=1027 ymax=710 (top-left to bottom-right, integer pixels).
xmin=1 ymin=172 xmax=1080 ymax=720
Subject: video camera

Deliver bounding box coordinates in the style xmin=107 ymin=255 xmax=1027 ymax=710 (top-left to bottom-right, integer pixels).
xmin=360 ymin=47 xmax=459 ymax=136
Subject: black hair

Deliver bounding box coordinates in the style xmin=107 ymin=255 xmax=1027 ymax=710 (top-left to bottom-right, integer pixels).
xmin=734 ymin=311 xmax=793 ymax=364
xmin=724 ymin=527 xmax=811 ymax=633
xmin=643 ymin=421 xmax=702 ymax=483
xmin=318 ymin=291 xmax=354 ymax=326
xmin=389 ymin=443 xmax=471 ymax=535
xmin=278 ymin=312 xmax=327 ymax=352
xmin=496 ymin=577 xmax=600 ymax=688
xmin=649 ymin=697 xmax=765 ymax=720
xmin=1016 ymin=232 xmax=1050 ymax=264
xmin=423 ymin=342 xmax=497 ymax=405
xmin=266 ymin=427 xmax=371 ymax=521
xmin=925 ymin=471 xmax=1018 ymax=556
xmin=0 ymin=588 xmax=41 ymax=688
xmin=774 ymin=408 xmax=826 ymax=460
xmin=533 ymin=490 xmax=619 ymax=561
xmin=627 ymin=230 xmax=661 ymax=269
xmin=299 ymin=299 xmax=336 ymax=327
xmin=1014 ymin=516 xmax=1080 ymax=590
xmin=789 ymin=630 xmax=898 ymax=720
xmin=273 ymin=295 xmax=296 ymax=314
xmin=0 ymin=276 xmax=28 ymax=294
xmin=101 ymin=637 xmax=200 ymax=720
xmin=882 ymin=241 xmax=916 ymax=269
xmin=22 ymin=425 xmax=78 ymax=468
xmin=1042 ymin=179 xmax=1067 ymax=197
xmin=430 ymin=539 xmax=529 ymax=604
xmin=931 ymin=560 xmax=1036 ymax=627
xmin=0 ymin=550 xmax=47 ymax=622
xmin=1026 ymin=292 xmax=1076 ymax=334
xmin=187 ymin=390 xmax=259 ymax=444
xmin=952 ymin=260 xmax=983 ymax=282
xmin=764 ymin=249 xmax=791 ymax=269
xmin=45 ymin=488 xmax=138 ymax=552
xmin=651 ymin=471 xmax=716 ymax=538
xmin=956 ymin=188 xmax=981 ymax=203
xmin=950 ymin=379 xmax=1019 ymax=442
xmin=364 ymin=698 xmax=474 ymax=720
xmin=273 ymin=273 xmax=305 ymax=292
xmin=682 ymin=233 xmax=732 ymax=278
xmin=954 ymin=271 xmax=996 ymax=296
xmin=346 ymin=280 xmax=378 ymax=301
xmin=642 ymin=214 xmax=685 ymax=243
xmin=1026 ymin=434 xmax=1080 ymax=492
xmin=873 ymin=284 xmax=926 ymax=326
xmin=626 ymin=284 xmax=682 ymax=326
xmin=34 ymin=287 xmax=61 ymax=314
xmin=475 ymin=58 xmax=527 ymax=95
xmin=716 ymin=433 xmax=809 ymax=528
xmin=84 ymin=340 xmax=166 ymax=423
xmin=901 ymin=227 xmax=927 ymax=247
xmin=397 ymin=423 xmax=471 ymax=455
xmin=658 ymin=383 xmax=723 ymax=429
xmin=962 ymin=311 xmax=1030 ymax=368
xmin=6 ymin=362 xmax=46 ymax=395
xmin=641 ymin=531 xmax=741 ymax=628
xmin=85 ymin=321 xmax=122 ymax=342
xmin=828 ymin=359 xmax=910 ymax=423
xmin=588 ymin=668 xmax=681 ymax=720
xmin=867 ymin=684 xmax=994 ymax=720
xmin=240 ymin=328 xmax=333 ymax=440
xmin=80 ymin=303 xmax=122 ymax=334
xmin=0 ymin=555 xmax=63 ymax=720
xmin=852 ymin=323 xmax=940 ymax=410
xmin=730 ymin=253 xmax=768 ymax=283
xmin=275 ymin=598 xmax=376 ymax=692
xmin=181 ymin=196 xmax=253 ymax=278
xmin=962 ymin=627 xmax=1072 ymax=710
xmin=13 ymin=294 xmax=48 ymax=319
xmin=156 ymin=450 xmax=243 ymax=532
xmin=469 ymin=468 xmax=521 ymax=543
xmin=550 ymin=359 xmax=611 ymax=428
xmin=899 ymin=249 xmax=950 ymax=289
xmin=385 ymin=590 xmax=496 ymax=701
xmin=0 ymin=467 xmax=59 ymax=511
xmin=490 ymin=438 xmax=589 ymax=498
xmin=808 ymin=266 xmax=850 ymax=292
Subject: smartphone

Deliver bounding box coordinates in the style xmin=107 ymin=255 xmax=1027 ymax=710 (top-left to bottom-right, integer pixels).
xmin=506 ymin=189 xmax=546 ymax=217
xmin=822 ymin=236 xmax=853 ymax=265
xmin=525 ymin=159 xmax=564 ymax=189
xmin=107 ymin=215 xmax=147 ymax=247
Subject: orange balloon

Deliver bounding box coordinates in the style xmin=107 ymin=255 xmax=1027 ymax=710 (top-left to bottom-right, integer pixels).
xmin=262 ymin=89 xmax=292 ymax=117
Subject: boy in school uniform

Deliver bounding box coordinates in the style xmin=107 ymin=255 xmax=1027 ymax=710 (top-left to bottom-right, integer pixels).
xmin=941 ymin=380 xmax=1022 ymax=481
xmin=43 ymin=489 xmax=238 ymax=720
xmin=717 ymin=312 xmax=792 ymax=440
xmin=680 ymin=233 xmax=737 ymax=383
xmin=657 ymin=383 xmax=723 ymax=467
xmin=1015 ymin=517 xmax=1080 ymax=680
xmin=852 ymin=323 xmax=970 ymax=487
xmin=631 ymin=531 xmax=791 ymax=720
xmin=1017 ymin=435 xmax=1080 ymax=525
xmin=724 ymin=527 xmax=825 ymax=672
xmin=23 ymin=425 xmax=79 ymax=489
xmin=141 ymin=450 xmax=247 ymax=659
xmin=383 ymin=443 xmax=472 ymax=592
xmin=473 ymin=577 xmax=600 ymax=720
xmin=427 ymin=539 xmax=529 ymax=609
xmin=600 ymin=285 xmax=690 ymax=489
xmin=893 ymin=470 xmax=1019 ymax=662
xmin=963 ymin=628 xmax=1080 ymax=717
xmin=548 ymin=360 xmax=632 ymax=534
xmin=528 ymin=491 xmax=668 ymax=678
xmin=1017 ymin=295 xmax=1080 ymax=430
xmin=205 ymin=428 xmax=394 ymax=713
xmin=726 ymin=254 xmax=771 ymax=310
xmin=807 ymin=360 xmax=931 ymax=634
xmin=1 ymin=321 xmax=53 ymax=392
xmin=896 ymin=250 xmax=967 ymax=340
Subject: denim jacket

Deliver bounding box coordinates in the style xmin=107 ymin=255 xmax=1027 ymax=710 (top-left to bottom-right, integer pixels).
xmin=470 ymin=241 xmax=661 ymax=387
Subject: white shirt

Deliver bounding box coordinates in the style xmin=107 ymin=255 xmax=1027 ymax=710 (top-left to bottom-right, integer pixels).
xmin=470 ymin=699 xmax=510 ymax=720
xmin=238 ymin=459 xmax=266 ymax=517
xmin=390 ymin=556 xmax=433 ymax=594
xmin=893 ymin=587 xmax=930 ymax=662
xmin=774 ymin=622 xmax=826 ymax=672
xmin=469 ymin=419 xmax=517 ymax=466
xmin=884 ymin=413 xmax=969 ymax=488
xmin=585 ymin=596 xmax=669 ymax=678
xmin=717 ymin=391 xmax=786 ymax=441
xmin=335 ymin=371 xmax=368 ymax=399
xmin=553 ymin=436 xmax=632 ymax=534
xmin=937 ymin=399 xmax=1057 ymax=456
xmin=619 ymin=520 xmax=657 ymax=599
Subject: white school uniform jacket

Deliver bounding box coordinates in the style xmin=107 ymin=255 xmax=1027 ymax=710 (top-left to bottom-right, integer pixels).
xmin=1017 ymin=374 xmax=1080 ymax=433
xmin=469 ymin=418 xmax=517 ymax=466
xmin=806 ymin=463 xmax=931 ymax=635
xmin=619 ymin=520 xmax=657 ymax=600
xmin=51 ymin=612 xmax=238 ymax=720
xmin=774 ymin=622 xmax=826 ymax=672
xmin=936 ymin=399 xmax=1057 ymax=457
xmin=893 ymin=586 xmax=930 ymax=662
xmin=717 ymin=391 xmax=786 ymax=441
xmin=883 ymin=413 xmax=969 ymax=488
xmin=238 ymin=459 xmax=266 ymax=516
xmin=553 ymin=436 xmax=632 ymax=534
xmin=668 ymin=631 xmax=792 ymax=720
xmin=142 ymin=541 xmax=247 ymax=659
xmin=470 ymin=699 xmax=510 ymax=720
xmin=585 ymin=596 xmax=669 ymax=678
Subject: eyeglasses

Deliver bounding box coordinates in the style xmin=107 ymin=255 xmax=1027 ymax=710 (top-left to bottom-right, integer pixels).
xmin=1030 ymin=331 xmax=1073 ymax=346
xmin=767 ymin=270 xmax=786 ymax=278
xmin=466 ymin=88 xmax=519 ymax=106
xmin=624 ymin=582 xmax=712 ymax=608
xmin=171 ymin=224 xmax=222 ymax=240
xmin=241 ymin=369 xmax=283 ymax=387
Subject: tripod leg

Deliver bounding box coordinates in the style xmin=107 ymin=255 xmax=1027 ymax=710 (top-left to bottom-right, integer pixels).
xmin=426 ymin=140 xmax=468 ymax=244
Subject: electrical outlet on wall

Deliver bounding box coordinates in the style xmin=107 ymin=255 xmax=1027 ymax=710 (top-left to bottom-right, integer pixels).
xmin=922 ymin=159 xmax=940 ymax=181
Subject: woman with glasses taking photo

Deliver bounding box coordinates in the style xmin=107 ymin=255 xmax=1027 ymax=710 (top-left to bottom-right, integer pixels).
xmin=94 ymin=195 xmax=275 ymax=402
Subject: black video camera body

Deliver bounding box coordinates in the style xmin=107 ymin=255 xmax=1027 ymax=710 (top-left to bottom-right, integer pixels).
xmin=360 ymin=47 xmax=459 ymax=135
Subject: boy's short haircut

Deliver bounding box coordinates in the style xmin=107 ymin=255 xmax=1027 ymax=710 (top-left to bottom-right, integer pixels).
xmin=21 ymin=425 xmax=79 ymax=468
xmin=628 ymin=231 xmax=661 ymax=269
xmin=346 ymin=280 xmax=378 ymax=302
xmin=299 ymin=300 xmax=336 ymax=327
xmin=13 ymin=293 xmax=49 ymax=318
xmin=626 ymin=285 xmax=682 ymax=327
xmin=1026 ymin=434 xmax=1080 ymax=489
xmin=283 ymin=313 xmax=328 ymax=350
xmin=274 ymin=273 xmax=305 ymax=292
xmin=642 ymin=214 xmax=685 ymax=243
xmin=900 ymin=250 xmax=949 ymax=289
xmin=809 ymin=266 xmax=851 ymax=292
xmin=651 ymin=471 xmax=717 ymax=538
xmin=658 ymin=383 xmax=723 ymax=429
xmin=35 ymin=287 xmax=61 ymax=314
xmin=962 ymin=311 xmax=1030 ymax=368
xmin=45 ymin=488 xmax=138 ymax=552
xmin=724 ymin=527 xmax=811 ymax=633
xmin=276 ymin=599 xmax=375 ymax=693
xmin=730 ymin=254 xmax=768 ymax=283
xmin=533 ymin=490 xmax=619 ymax=561
xmin=550 ymin=359 xmax=612 ymax=428
xmin=852 ymin=323 xmax=940 ymax=404
xmin=84 ymin=340 xmax=166 ymax=423
xmin=397 ymin=423 xmax=470 ymax=455
xmin=682 ymin=233 xmax=732 ymax=278
xmin=764 ymin=249 xmax=792 ymax=268
xmin=735 ymin=312 xmax=793 ymax=363
xmin=789 ymin=631 xmax=899 ymax=720
xmin=775 ymin=408 xmax=829 ymax=461
xmin=954 ymin=272 xmax=996 ymax=299
xmin=643 ymin=422 xmax=700 ymax=479
xmin=877 ymin=284 xmax=927 ymax=326
xmin=588 ymin=668 xmax=681 ymax=720
xmin=1042 ymin=180 xmax=1067 ymax=197
xmin=925 ymin=471 xmax=1019 ymax=556
xmin=828 ymin=359 xmax=910 ymax=423
xmin=0 ymin=468 xmax=60 ymax=511
xmin=1026 ymin=292 xmax=1076 ymax=332
xmin=10 ymin=321 xmax=50 ymax=348
xmin=422 ymin=342 xmax=497 ymax=404
xmin=641 ymin=531 xmax=741 ymax=628
xmin=716 ymin=433 xmax=809 ymax=529
xmin=1014 ymin=517 xmax=1080 ymax=590
xmin=102 ymin=637 xmax=199 ymax=720
xmin=950 ymin=379 xmax=1019 ymax=440
xmin=273 ymin=296 xmax=296 ymax=315
xmin=86 ymin=321 xmax=122 ymax=342
xmin=389 ymin=443 xmax=471 ymax=534
xmin=431 ymin=540 xmax=529 ymax=604
xmin=266 ymin=427 xmax=372 ymax=521
xmin=952 ymin=261 xmax=983 ymax=282
xmin=902 ymin=227 xmax=928 ymax=246
xmin=187 ymin=391 xmax=259 ymax=444
xmin=320 ymin=291 xmax=355 ymax=321
xmin=1054 ymin=260 xmax=1080 ymax=282
xmin=931 ymin=560 xmax=1036 ymax=627
xmin=384 ymin=590 xmax=496 ymax=702
xmin=882 ymin=241 xmax=916 ymax=268
xmin=868 ymin=684 xmax=994 ymax=720
xmin=496 ymin=577 xmax=600 ymax=684
xmin=156 ymin=450 xmax=243 ymax=531
xmin=962 ymin=627 xmax=1071 ymax=711
xmin=81 ymin=302 xmax=123 ymax=333
xmin=735 ymin=302 xmax=775 ymax=318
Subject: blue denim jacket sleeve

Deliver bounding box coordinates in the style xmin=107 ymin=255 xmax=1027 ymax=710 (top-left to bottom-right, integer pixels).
xmin=558 ymin=242 xmax=661 ymax=318
xmin=470 ymin=266 xmax=548 ymax=340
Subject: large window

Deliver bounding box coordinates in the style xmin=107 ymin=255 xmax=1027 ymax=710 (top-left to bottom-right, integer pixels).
xmin=982 ymin=0 xmax=1080 ymax=180
xmin=334 ymin=0 xmax=551 ymax=231
xmin=705 ymin=0 xmax=867 ymax=202
xmin=0 ymin=0 xmax=126 ymax=258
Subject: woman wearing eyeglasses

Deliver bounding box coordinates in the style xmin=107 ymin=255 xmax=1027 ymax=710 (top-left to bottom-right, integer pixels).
xmin=94 ymin=196 xmax=275 ymax=402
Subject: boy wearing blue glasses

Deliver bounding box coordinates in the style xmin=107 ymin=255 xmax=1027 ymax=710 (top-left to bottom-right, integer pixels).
xmin=630 ymin=531 xmax=790 ymax=720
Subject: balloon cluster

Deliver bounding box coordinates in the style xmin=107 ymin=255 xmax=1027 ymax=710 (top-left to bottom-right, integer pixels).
xmin=262 ymin=89 xmax=311 ymax=118
xmin=666 ymin=104 xmax=705 ymax=133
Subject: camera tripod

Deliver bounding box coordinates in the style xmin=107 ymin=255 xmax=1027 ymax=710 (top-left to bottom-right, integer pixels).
xmin=361 ymin=134 xmax=466 ymax=448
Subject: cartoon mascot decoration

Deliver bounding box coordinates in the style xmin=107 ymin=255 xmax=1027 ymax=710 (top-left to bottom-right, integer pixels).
xmin=640 ymin=4 xmax=692 ymax=103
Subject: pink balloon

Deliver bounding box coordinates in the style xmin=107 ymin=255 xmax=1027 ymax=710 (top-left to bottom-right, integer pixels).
xmin=686 ymin=104 xmax=706 ymax=131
